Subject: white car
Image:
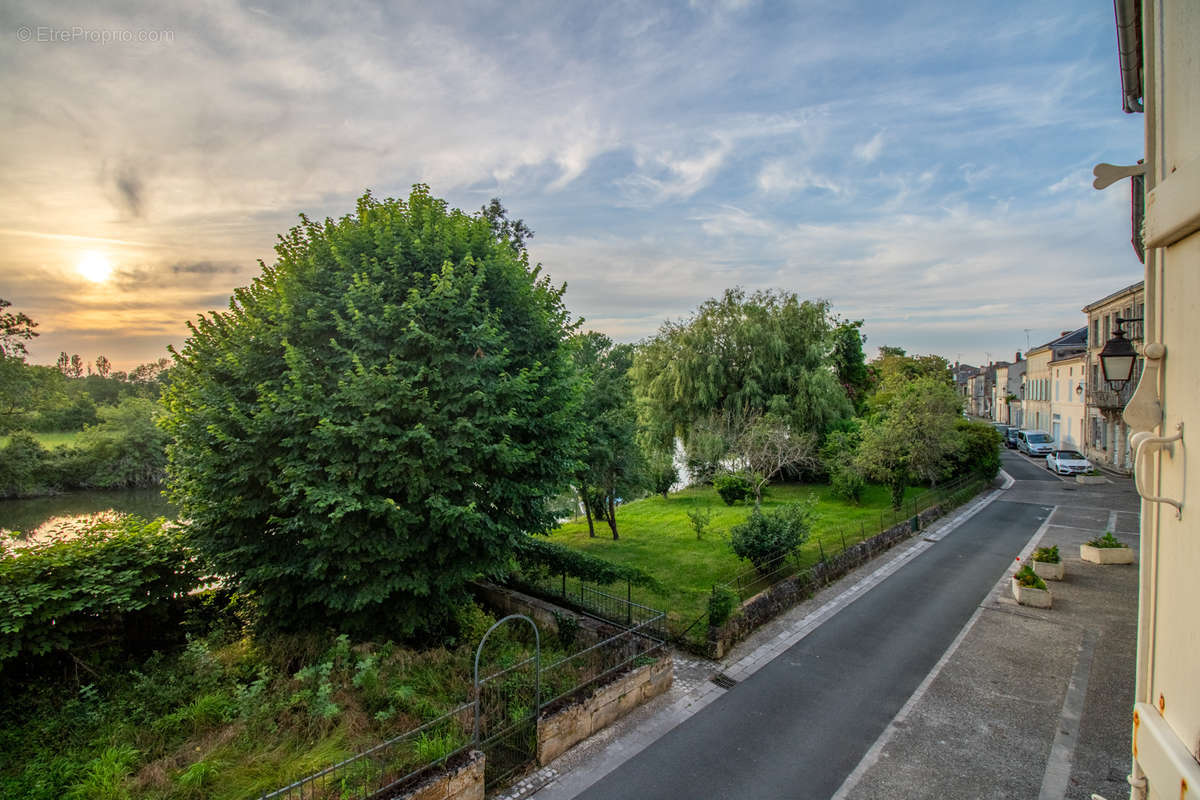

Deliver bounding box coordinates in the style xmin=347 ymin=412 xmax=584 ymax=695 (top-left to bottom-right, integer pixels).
xmin=1045 ymin=449 xmax=1093 ymax=475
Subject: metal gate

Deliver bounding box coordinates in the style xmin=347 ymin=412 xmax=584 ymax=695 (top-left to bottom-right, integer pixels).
xmin=474 ymin=614 xmax=540 ymax=790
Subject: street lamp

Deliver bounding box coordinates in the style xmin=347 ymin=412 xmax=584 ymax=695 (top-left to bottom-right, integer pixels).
xmin=1098 ymin=317 xmax=1141 ymax=390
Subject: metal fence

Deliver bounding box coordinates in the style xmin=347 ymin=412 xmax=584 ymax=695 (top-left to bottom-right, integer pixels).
xmin=259 ymin=600 xmax=665 ymax=799
xmin=514 ymin=574 xmax=668 ymax=640
xmin=258 ymin=701 xmax=475 ymax=800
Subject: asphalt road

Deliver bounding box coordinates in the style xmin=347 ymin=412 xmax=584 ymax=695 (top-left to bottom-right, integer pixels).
xmin=577 ymin=487 xmax=1050 ymax=800
xmin=999 ymin=448 xmax=1062 ymax=482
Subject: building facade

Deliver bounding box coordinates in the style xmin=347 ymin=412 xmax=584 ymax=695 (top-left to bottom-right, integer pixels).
xmin=1101 ymin=3 xmax=1200 ymax=798
xmin=1048 ymin=351 xmax=1085 ymax=449
xmin=1082 ymin=281 xmax=1145 ymax=473
xmin=1022 ymin=330 xmax=1086 ymax=434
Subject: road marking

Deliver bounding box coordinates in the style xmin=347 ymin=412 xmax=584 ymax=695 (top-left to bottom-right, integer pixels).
xmin=831 ymin=505 xmax=1059 ymax=800
xmin=1108 ymin=510 xmax=1119 ymax=532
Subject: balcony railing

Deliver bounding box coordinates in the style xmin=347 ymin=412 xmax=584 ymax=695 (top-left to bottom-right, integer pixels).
xmin=1091 ymin=386 xmax=1134 ymax=410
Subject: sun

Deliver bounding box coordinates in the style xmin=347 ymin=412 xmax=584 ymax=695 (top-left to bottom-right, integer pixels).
xmin=76 ymin=252 xmax=113 ymax=283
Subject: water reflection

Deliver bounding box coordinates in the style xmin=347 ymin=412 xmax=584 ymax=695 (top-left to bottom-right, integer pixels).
xmin=0 ymin=488 xmax=177 ymax=538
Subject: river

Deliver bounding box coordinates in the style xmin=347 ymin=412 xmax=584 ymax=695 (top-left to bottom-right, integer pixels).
xmin=0 ymin=488 xmax=177 ymax=536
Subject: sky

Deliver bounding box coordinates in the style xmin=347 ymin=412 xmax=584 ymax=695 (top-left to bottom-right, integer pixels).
xmin=0 ymin=0 xmax=1145 ymax=371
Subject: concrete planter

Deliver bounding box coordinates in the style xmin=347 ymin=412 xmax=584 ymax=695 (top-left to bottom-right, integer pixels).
xmin=1075 ymin=474 xmax=1109 ymax=485
xmin=1081 ymin=543 xmax=1133 ymax=564
xmin=1032 ymin=559 xmax=1064 ymax=581
xmin=1011 ymin=577 xmax=1052 ymax=608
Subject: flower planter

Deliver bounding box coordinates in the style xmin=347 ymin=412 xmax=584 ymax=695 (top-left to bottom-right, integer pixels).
xmin=1032 ymin=559 xmax=1064 ymax=581
xmin=1011 ymin=578 xmax=1052 ymax=608
xmin=1076 ymin=474 xmax=1109 ymax=485
xmin=1081 ymin=543 xmax=1133 ymax=564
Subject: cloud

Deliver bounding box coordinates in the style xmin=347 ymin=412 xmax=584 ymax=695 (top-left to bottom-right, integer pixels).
xmin=853 ymin=131 xmax=885 ymax=163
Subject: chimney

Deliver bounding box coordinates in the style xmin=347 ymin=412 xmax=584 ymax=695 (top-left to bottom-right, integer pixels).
xmin=1061 ymin=330 xmax=1071 ymax=337
xmin=1015 ymin=351 xmax=1022 ymax=362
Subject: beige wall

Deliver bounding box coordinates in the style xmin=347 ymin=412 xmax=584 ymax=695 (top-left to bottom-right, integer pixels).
xmin=1022 ymin=347 xmax=1052 ymax=432
xmin=1129 ymin=1 xmax=1200 ymax=796
xmin=1049 ymin=354 xmax=1085 ymax=449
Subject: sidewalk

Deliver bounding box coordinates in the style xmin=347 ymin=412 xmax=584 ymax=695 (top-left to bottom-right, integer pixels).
xmin=516 ymin=466 xmax=1140 ymax=800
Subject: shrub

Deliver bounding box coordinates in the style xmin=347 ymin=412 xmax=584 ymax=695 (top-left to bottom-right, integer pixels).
xmin=1013 ymin=564 xmax=1047 ymax=590
xmin=1032 ymin=545 xmax=1060 ymax=563
xmin=728 ymin=498 xmax=815 ymax=575
xmin=0 ymin=431 xmax=48 ymax=497
xmin=713 ymin=471 xmax=753 ymax=506
xmin=686 ymin=507 xmax=713 ymax=540
xmin=946 ymin=419 xmax=1003 ymax=480
xmin=0 ymin=515 xmax=201 ymax=665
xmin=644 ymin=450 xmax=678 ymax=500
xmin=707 ymin=586 xmax=738 ymax=627
xmin=1086 ymin=531 xmax=1127 ymax=548
xmin=551 ymin=611 xmax=579 ymax=649
xmin=829 ymin=464 xmax=865 ymax=503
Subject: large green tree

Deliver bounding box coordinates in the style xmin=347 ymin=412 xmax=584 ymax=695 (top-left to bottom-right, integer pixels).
xmin=571 ymin=331 xmax=643 ymax=539
xmin=161 ymin=187 xmax=580 ymax=635
xmin=631 ymin=288 xmax=851 ymax=456
xmin=855 ymin=376 xmax=962 ymax=508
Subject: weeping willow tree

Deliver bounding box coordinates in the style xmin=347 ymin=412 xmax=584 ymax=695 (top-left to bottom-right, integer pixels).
xmin=631 ymin=288 xmax=851 ymax=474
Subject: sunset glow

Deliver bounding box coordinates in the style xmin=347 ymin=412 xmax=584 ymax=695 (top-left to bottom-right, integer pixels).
xmin=76 ymin=252 xmax=113 ymax=284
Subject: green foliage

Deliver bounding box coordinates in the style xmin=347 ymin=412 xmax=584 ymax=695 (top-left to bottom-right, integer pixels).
xmin=551 ymin=610 xmax=579 ymax=649
xmin=0 ymin=430 xmax=49 ymax=496
xmin=686 ymin=506 xmax=713 ymax=539
xmin=72 ymin=398 xmax=168 ymax=488
xmin=829 ymin=465 xmax=866 ymax=504
xmin=1032 ymin=545 xmax=1060 ymax=563
xmin=1087 ymin=531 xmax=1127 ymax=548
xmin=728 ymin=498 xmax=815 ymax=575
xmin=712 ymin=471 xmax=753 ymax=506
xmin=855 ymin=376 xmax=962 ymax=508
xmin=160 ymin=187 xmax=580 ymax=636
xmin=572 ymin=332 xmax=644 ymax=539
xmin=1013 ymin=564 xmax=1047 ymax=590
xmin=413 ymin=728 xmax=467 ymax=764
xmin=66 ymin=744 xmax=139 ymax=800
xmin=830 ymin=319 xmax=870 ymax=412
xmin=644 ymin=450 xmax=678 ymax=500
xmin=0 ymin=298 xmax=38 ymax=359
xmin=867 ymin=348 xmax=953 ymax=409
xmin=0 ymin=515 xmax=200 ymax=664
xmin=707 ymin=586 xmax=738 ymax=627
xmin=631 ymin=288 xmax=852 ymax=450
xmin=513 ymin=536 xmax=658 ymax=589
xmin=946 ymin=419 xmax=1002 ymax=480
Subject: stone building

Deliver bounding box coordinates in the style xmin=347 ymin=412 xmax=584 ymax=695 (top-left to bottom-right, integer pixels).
xmin=1081 ymin=281 xmax=1145 ymax=472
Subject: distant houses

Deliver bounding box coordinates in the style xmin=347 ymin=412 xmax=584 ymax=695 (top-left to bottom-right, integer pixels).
xmin=960 ymin=280 xmax=1145 ymax=474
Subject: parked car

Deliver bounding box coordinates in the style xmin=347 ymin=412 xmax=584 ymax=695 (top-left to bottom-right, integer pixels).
xmin=1016 ymin=430 xmax=1055 ymax=456
xmin=991 ymin=423 xmax=1012 ymax=444
xmin=1046 ymin=449 xmax=1093 ymax=475
xmin=1004 ymin=428 xmax=1020 ymax=449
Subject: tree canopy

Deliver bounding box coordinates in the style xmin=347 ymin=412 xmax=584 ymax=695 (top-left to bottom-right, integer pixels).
xmin=161 ymin=186 xmax=580 ymax=635
xmin=631 ymin=288 xmax=851 ymax=451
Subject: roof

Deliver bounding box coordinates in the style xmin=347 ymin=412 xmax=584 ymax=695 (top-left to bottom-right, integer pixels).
xmin=1113 ymin=0 xmax=1143 ymax=113
xmin=1081 ymin=280 xmax=1144 ymax=312
xmin=1027 ymin=327 xmax=1088 ymax=355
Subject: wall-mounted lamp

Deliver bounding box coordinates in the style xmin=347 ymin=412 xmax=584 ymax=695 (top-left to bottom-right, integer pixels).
xmin=1099 ymin=318 xmax=1140 ymax=390
xmin=1075 ymin=383 xmax=1084 ymax=396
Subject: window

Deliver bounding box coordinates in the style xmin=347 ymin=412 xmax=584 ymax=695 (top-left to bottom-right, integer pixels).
xmin=1093 ymin=317 xmax=1100 ymax=343
xmin=1104 ymin=314 xmax=1111 ymax=342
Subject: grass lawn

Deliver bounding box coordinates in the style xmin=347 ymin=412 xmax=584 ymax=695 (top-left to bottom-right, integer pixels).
xmin=546 ymin=482 xmax=924 ymax=633
xmin=0 ymin=430 xmax=82 ymax=449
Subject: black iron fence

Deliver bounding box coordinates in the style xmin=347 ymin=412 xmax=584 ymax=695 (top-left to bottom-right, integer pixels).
xmin=514 ymin=574 xmax=668 ymax=640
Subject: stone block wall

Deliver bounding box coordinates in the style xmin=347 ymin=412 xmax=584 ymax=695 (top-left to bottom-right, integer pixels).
xmin=536 ymin=653 xmax=673 ymax=765
xmin=391 ymin=750 xmax=484 ymax=800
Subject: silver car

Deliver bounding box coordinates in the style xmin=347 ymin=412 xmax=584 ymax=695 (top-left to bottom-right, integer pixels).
xmin=1046 ymin=449 xmax=1093 ymax=475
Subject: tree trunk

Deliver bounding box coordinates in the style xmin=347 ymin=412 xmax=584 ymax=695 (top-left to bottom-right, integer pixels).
xmin=607 ymin=491 xmax=619 ymax=539
xmin=579 ymin=484 xmax=595 ymax=537
xmin=890 ymin=478 xmax=906 ymax=510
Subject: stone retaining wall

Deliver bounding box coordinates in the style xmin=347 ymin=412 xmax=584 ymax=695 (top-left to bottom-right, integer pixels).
xmin=472 ymin=582 xmax=624 ymax=648
xmin=390 ymin=750 xmax=484 ymax=800
xmin=536 ymin=653 xmax=673 ymax=764
xmin=705 ymin=502 xmax=951 ymax=658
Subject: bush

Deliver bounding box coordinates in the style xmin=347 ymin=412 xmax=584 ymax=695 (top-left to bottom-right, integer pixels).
xmin=0 ymin=431 xmax=49 ymax=497
xmin=644 ymin=451 xmax=678 ymax=499
xmin=1086 ymin=531 xmax=1127 ymax=548
xmin=712 ymin=471 xmax=753 ymax=506
xmin=829 ymin=464 xmax=865 ymax=503
xmin=728 ymin=498 xmax=815 ymax=575
xmin=0 ymin=515 xmax=201 ymax=665
xmin=1032 ymin=545 xmax=1060 ymax=563
xmin=686 ymin=507 xmax=713 ymax=540
xmin=707 ymin=586 xmax=738 ymax=627
xmin=1013 ymin=563 xmax=1047 ymax=590
xmin=946 ymin=419 xmax=1002 ymax=480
